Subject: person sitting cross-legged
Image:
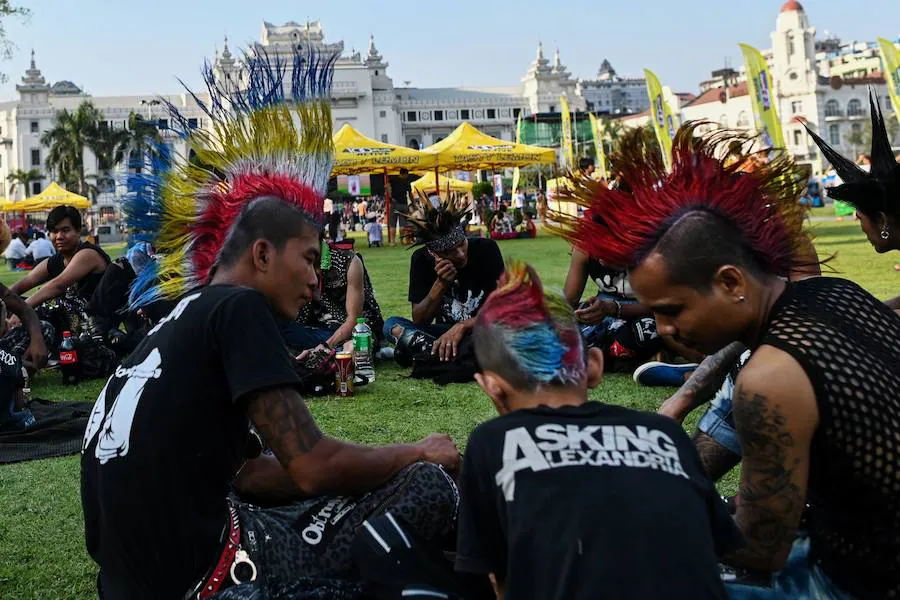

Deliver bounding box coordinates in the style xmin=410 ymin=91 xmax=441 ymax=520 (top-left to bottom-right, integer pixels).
xmin=11 ymin=206 xmax=110 ymax=308
xmin=384 ymin=196 xmax=504 ymax=364
xmin=282 ymin=240 xmax=385 ymax=352
xmin=455 ymin=261 xmax=742 ymax=600
xmin=81 ymin=50 xmax=460 ymax=600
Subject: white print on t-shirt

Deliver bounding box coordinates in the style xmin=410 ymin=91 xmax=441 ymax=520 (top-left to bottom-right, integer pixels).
xmin=82 ymin=348 xmax=163 ymax=464
xmin=146 ymin=292 xmax=202 ymax=337
xmin=495 ymin=424 xmax=690 ymax=501
xmin=447 ymin=289 xmax=484 ymax=322
xmin=0 ymin=348 xmax=17 ymax=366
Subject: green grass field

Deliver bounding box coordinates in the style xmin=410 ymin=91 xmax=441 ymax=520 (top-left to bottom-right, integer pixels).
xmin=0 ymin=217 xmax=896 ymax=599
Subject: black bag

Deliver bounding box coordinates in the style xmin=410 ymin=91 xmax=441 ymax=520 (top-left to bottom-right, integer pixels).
xmin=75 ymin=337 xmax=118 ymax=380
xmin=408 ymin=335 xmax=478 ymax=385
xmin=353 ymin=512 xmax=493 ymax=600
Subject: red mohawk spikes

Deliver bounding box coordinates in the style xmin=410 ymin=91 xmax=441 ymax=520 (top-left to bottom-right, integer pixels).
xmin=553 ymin=123 xmax=810 ymax=277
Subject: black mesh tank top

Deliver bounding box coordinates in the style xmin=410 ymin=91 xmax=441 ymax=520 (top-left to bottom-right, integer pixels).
xmin=761 ymin=277 xmax=900 ymax=599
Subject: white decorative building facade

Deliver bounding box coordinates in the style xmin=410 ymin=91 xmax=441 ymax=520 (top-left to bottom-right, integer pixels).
xmin=0 ymin=20 xmax=648 ymax=201
xmin=622 ymin=1 xmax=899 ymax=175
xmin=1 ymin=4 xmax=892 ymax=201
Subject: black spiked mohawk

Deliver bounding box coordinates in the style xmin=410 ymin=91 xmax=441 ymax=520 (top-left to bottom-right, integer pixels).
xmin=804 ymin=89 xmax=900 ymax=218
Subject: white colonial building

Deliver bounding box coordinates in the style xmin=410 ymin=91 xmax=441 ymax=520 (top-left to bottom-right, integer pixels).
xmin=621 ymin=1 xmax=899 ymax=175
xmin=0 ymin=20 xmax=649 ymax=202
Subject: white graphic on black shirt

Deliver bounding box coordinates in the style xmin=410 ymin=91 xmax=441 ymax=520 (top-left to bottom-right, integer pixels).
xmin=444 ymin=289 xmax=484 ymax=323
xmin=83 ymin=349 xmax=163 ymax=464
xmin=82 ymin=378 xmax=110 ymax=453
xmin=147 ymin=292 xmax=201 ymax=337
xmin=495 ymin=424 xmax=689 ymax=501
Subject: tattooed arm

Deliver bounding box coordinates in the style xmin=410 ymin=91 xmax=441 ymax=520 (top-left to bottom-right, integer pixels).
xmin=692 ymin=431 xmax=741 ymax=482
xmin=658 ymin=341 xmax=746 ymax=423
xmin=0 ymin=283 xmax=48 ymax=368
xmin=724 ymin=346 xmax=819 ymax=571
xmin=244 ymin=386 xmax=460 ymax=497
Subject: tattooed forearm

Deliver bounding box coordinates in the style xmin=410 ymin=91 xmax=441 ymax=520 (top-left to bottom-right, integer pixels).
xmin=246 ymin=387 xmax=323 ymax=468
xmin=681 ymin=342 xmax=747 ymax=401
xmin=726 ymin=390 xmax=804 ymax=570
xmin=692 ymin=431 xmax=741 ymax=482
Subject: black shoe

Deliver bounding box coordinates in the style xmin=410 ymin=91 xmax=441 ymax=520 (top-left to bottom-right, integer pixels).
xmin=395 ymin=329 xmax=433 ymax=367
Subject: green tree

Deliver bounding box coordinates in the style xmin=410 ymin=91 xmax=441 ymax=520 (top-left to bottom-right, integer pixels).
xmin=0 ymin=2 xmax=29 ymax=84
xmin=6 ymin=167 xmax=41 ymax=198
xmin=41 ymin=101 xmax=104 ymax=198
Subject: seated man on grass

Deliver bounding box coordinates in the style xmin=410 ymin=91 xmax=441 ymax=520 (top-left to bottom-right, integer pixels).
xmin=11 ymin=205 xmax=110 ymax=309
xmin=82 ymin=51 xmax=461 ymax=599
xmin=282 ymin=239 xmax=384 ymax=351
xmin=456 ymin=261 xmax=742 ymax=600
xmin=384 ymin=197 xmax=504 ymax=363
xmin=561 ymin=123 xmax=900 ymax=598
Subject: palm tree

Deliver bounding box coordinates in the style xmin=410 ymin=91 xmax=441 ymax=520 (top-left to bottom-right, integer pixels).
xmin=41 ymin=101 xmax=104 ymax=198
xmin=6 ymin=168 xmax=42 ymax=199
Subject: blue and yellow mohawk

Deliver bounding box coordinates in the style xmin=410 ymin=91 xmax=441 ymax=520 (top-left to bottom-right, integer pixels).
xmin=124 ymin=47 xmax=337 ymax=307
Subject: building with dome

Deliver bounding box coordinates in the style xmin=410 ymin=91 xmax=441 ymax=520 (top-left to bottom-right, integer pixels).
xmin=0 ymin=20 xmax=648 ymax=203
xmin=622 ymin=1 xmax=899 ymax=175
xmin=0 ymin=3 xmax=893 ymax=203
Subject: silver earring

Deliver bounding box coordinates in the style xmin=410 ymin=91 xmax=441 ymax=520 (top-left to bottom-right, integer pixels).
xmin=881 ymin=227 xmax=890 ymax=240
xmin=738 ymin=296 xmax=746 ymax=303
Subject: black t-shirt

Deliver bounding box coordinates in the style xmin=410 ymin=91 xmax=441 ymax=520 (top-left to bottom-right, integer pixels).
xmin=456 ymin=402 xmax=742 ymax=600
xmin=586 ymin=258 xmax=634 ymax=299
xmin=47 ymin=241 xmax=111 ymax=302
xmin=80 ymin=285 xmax=300 ymax=599
xmin=390 ymin=176 xmax=412 ymax=209
xmin=408 ymin=237 xmax=504 ymax=325
xmin=0 ymin=347 xmax=23 ymax=416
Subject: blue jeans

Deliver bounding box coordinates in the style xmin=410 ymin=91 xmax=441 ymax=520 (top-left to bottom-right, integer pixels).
xmin=697 ymin=349 xmax=752 ymax=456
xmin=725 ymin=537 xmax=853 ymax=599
xmin=282 ymin=323 xmax=336 ymax=351
xmin=383 ymin=316 xmax=451 ymax=343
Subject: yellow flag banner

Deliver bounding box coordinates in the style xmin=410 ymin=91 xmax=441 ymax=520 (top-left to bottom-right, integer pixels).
xmin=560 ymin=95 xmax=575 ymax=170
xmin=589 ymin=113 xmax=608 ymax=179
xmin=644 ymin=69 xmax=676 ymax=171
xmin=511 ymin=112 xmax=523 ymax=196
xmin=739 ymin=43 xmax=785 ymax=149
xmin=877 ymin=38 xmax=900 ymax=126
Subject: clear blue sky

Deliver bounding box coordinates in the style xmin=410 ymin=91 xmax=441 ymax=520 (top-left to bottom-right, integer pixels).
xmin=1 ymin=0 xmax=897 ymax=99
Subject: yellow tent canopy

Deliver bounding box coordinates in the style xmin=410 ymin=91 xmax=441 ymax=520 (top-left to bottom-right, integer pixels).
xmin=424 ymin=122 xmax=556 ymax=172
xmin=411 ymin=172 xmax=473 ymax=195
xmin=0 ymin=199 xmax=16 ymax=211
xmin=18 ymin=182 xmax=90 ymax=211
xmin=332 ymin=124 xmax=437 ymax=175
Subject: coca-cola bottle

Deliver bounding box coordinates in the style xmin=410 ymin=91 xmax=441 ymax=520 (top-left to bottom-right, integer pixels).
xmin=59 ymin=331 xmax=81 ymax=386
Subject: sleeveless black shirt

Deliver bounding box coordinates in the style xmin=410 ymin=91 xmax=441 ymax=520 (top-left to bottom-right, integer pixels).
xmin=760 ymin=277 xmax=900 ymax=599
xmin=46 ymin=241 xmax=111 ymax=302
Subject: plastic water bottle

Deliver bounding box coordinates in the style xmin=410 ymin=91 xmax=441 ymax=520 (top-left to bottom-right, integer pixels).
xmin=352 ymin=318 xmax=375 ymax=383
xmin=21 ymin=366 xmax=30 ymax=406
xmin=59 ymin=331 xmax=81 ymax=386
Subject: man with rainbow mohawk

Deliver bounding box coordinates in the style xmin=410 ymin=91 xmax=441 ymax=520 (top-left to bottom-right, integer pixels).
xmin=455 ymin=260 xmax=741 ymax=600
xmin=557 ymin=123 xmax=900 ymax=599
xmin=81 ymin=49 xmax=460 ymax=600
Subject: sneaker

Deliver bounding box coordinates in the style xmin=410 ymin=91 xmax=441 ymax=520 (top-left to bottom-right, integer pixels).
xmin=632 ymin=361 xmax=699 ymax=387
xmin=375 ymin=347 xmax=395 ymax=360
xmin=0 ymin=408 xmax=37 ymax=432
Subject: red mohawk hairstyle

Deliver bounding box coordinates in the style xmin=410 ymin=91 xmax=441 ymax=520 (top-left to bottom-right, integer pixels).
xmin=553 ymin=122 xmax=811 ymax=279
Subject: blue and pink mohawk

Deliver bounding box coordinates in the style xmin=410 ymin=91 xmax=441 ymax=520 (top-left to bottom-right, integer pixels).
xmin=477 ymin=261 xmax=586 ymax=387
